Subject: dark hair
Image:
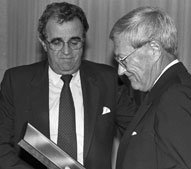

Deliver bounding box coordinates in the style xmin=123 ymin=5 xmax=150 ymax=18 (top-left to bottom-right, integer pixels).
xmin=38 ymin=2 xmax=89 ymax=41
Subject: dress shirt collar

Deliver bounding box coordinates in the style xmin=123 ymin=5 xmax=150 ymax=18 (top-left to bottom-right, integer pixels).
xmin=153 ymin=59 xmax=179 ymax=86
xmin=48 ymin=66 xmax=80 ymax=85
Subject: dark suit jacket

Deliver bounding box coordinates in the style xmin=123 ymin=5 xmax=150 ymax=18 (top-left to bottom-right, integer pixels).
xmin=0 ymin=59 xmax=135 ymax=169
xmin=116 ymin=62 xmax=191 ymax=169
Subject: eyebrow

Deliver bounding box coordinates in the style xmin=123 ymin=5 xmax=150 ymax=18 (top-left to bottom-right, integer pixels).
xmin=49 ymin=36 xmax=82 ymax=42
xmin=49 ymin=37 xmax=62 ymax=43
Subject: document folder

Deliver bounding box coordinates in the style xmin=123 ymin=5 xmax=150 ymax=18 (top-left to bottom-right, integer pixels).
xmin=18 ymin=123 xmax=85 ymax=169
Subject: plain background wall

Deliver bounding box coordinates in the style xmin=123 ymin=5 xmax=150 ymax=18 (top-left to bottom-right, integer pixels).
xmin=0 ymin=0 xmax=7 ymax=82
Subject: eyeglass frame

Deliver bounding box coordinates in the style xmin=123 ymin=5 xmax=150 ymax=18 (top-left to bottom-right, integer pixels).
xmin=45 ymin=37 xmax=84 ymax=51
xmin=114 ymin=41 xmax=150 ymax=68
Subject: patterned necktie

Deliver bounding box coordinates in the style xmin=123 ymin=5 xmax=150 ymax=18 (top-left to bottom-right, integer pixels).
xmin=57 ymin=75 xmax=77 ymax=160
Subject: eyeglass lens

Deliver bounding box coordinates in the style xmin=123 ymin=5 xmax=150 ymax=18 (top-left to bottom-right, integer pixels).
xmin=47 ymin=37 xmax=83 ymax=50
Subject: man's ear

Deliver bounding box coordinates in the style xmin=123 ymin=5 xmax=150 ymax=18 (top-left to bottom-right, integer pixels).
xmin=38 ymin=38 xmax=47 ymax=52
xmin=150 ymin=40 xmax=161 ymax=61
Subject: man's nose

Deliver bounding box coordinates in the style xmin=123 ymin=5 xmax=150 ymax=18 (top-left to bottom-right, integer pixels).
xmin=61 ymin=42 xmax=71 ymax=55
xmin=118 ymin=64 xmax=126 ymax=76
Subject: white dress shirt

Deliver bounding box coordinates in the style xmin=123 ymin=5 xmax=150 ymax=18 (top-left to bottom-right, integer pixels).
xmin=49 ymin=67 xmax=84 ymax=164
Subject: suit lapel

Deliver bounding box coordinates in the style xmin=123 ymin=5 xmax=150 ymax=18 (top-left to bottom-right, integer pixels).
xmin=80 ymin=62 xmax=101 ymax=160
xmin=28 ymin=60 xmax=50 ymax=138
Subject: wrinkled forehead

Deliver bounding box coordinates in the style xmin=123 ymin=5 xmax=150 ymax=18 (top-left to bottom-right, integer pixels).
xmin=113 ymin=33 xmax=132 ymax=51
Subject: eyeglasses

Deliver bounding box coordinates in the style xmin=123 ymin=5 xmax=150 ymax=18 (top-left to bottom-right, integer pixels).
xmin=46 ymin=37 xmax=84 ymax=51
xmin=114 ymin=42 xmax=149 ymax=68
xmin=114 ymin=48 xmax=138 ymax=68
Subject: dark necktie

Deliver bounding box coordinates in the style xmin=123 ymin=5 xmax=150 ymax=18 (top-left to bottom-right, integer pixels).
xmin=57 ymin=75 xmax=77 ymax=160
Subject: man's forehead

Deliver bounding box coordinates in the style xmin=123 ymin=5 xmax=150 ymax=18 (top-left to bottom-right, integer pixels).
xmin=45 ymin=18 xmax=84 ymax=40
xmin=113 ymin=35 xmax=132 ymax=52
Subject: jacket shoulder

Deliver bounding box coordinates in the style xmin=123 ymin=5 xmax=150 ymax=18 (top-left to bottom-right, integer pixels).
xmin=7 ymin=60 xmax=47 ymax=74
xmin=2 ymin=60 xmax=48 ymax=85
xmin=4 ymin=60 xmax=47 ymax=78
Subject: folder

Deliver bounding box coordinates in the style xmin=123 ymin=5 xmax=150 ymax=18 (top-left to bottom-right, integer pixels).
xmin=18 ymin=123 xmax=85 ymax=169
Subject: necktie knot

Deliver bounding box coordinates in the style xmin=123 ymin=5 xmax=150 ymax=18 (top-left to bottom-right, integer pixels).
xmin=61 ymin=75 xmax=72 ymax=84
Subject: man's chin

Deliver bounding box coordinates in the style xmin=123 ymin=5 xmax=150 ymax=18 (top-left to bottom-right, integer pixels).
xmin=60 ymin=66 xmax=80 ymax=75
xmin=131 ymin=81 xmax=140 ymax=91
